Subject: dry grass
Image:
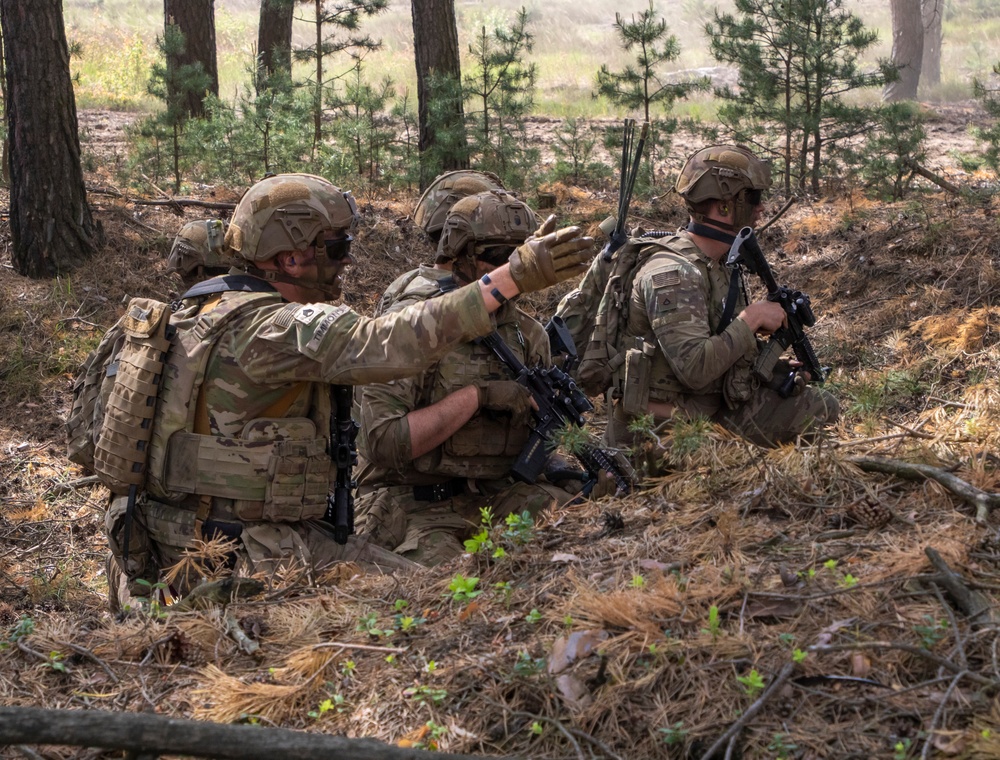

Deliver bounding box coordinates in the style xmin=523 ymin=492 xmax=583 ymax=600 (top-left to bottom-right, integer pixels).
xmin=2 ymin=121 xmax=1000 ymax=759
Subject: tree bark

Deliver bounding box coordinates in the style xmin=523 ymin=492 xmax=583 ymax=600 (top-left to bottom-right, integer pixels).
xmin=411 ymin=0 xmax=467 ymax=188
xmin=883 ymin=0 xmax=923 ymax=101
xmin=0 ymin=706 xmax=502 ymax=760
xmin=921 ymin=0 xmax=943 ymax=88
xmin=257 ymin=0 xmax=294 ymax=90
xmin=0 ymin=0 xmax=100 ymax=277
xmin=164 ymin=0 xmax=219 ymax=118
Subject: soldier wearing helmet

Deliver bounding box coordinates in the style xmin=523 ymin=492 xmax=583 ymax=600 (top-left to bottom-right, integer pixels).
xmin=166 ymin=219 xmax=230 ymax=287
xmin=600 ymin=145 xmax=838 ymax=452
xmin=354 ymin=190 xmax=586 ymax=566
xmin=413 ymin=170 xmax=505 ymax=244
xmin=104 ymin=174 xmax=595 ymax=609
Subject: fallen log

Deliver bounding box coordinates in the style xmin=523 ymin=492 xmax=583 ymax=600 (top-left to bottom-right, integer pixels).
xmin=0 ymin=706 xmax=507 ymax=760
xmin=925 ymin=547 xmax=999 ymax=628
xmin=848 ymin=456 xmax=1000 ymax=523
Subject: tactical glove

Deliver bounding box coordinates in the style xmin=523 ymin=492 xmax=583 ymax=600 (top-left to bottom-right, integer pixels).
xmin=477 ymin=381 xmax=534 ymax=426
xmin=508 ymin=219 xmax=594 ymax=293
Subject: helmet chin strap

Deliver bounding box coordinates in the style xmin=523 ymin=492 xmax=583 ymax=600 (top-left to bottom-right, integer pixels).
xmin=686 ymin=220 xmax=737 ymax=246
xmin=238 ymin=264 xmax=342 ymax=299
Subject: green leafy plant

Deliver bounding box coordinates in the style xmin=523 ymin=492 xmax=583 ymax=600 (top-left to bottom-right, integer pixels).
xmin=524 ymin=608 xmax=542 ymax=624
xmin=130 ymin=578 xmax=171 ymax=619
xmin=42 ymin=651 xmax=68 ymax=674
xmin=356 ymin=611 xmax=391 ymax=638
xmin=914 ymin=615 xmax=950 ymax=650
xmin=9 ymin=616 xmax=35 ymax=643
xmin=659 ymin=721 xmax=688 ymax=745
xmin=893 ymin=738 xmax=912 ymax=759
xmin=394 ymin=614 xmax=425 ymax=633
xmin=446 ymin=574 xmax=481 ymax=603
xmin=513 ymin=650 xmax=546 ymax=676
xmin=768 ymin=732 xmax=799 ymax=759
xmin=793 ymin=648 xmax=808 ymax=664
xmin=308 ymin=693 xmax=348 ymax=718
xmin=530 ymin=721 xmax=544 ymax=736
xmin=630 ymin=574 xmax=647 ymax=589
xmin=414 ymin=721 xmax=448 ymax=751
xmin=702 ymin=605 xmax=721 ymax=640
xmin=494 ymin=580 xmax=514 ymax=606
xmin=464 ymin=506 xmax=506 ymax=558
xmin=502 ymin=510 xmax=534 ymax=546
xmin=737 ymin=668 xmax=765 ymax=698
xmin=840 ymin=573 xmax=859 ymax=589
xmin=404 ymin=684 xmax=449 ymax=704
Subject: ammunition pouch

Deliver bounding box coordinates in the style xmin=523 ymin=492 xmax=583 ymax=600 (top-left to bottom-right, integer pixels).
xmin=105 ymin=494 xmax=159 ymax=597
xmin=620 ymin=345 xmax=653 ymax=417
xmin=162 ymin=417 xmax=330 ymax=522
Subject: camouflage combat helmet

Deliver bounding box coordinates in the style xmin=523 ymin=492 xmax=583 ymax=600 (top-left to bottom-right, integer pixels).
xmin=413 ymin=170 xmax=505 ymax=241
xmin=437 ymin=190 xmax=537 ymax=266
xmin=225 ymin=173 xmax=358 ymax=264
xmin=675 ymin=145 xmax=771 ymax=229
xmin=167 ymin=220 xmax=229 ymax=282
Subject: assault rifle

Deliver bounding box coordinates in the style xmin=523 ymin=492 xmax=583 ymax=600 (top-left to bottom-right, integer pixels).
xmin=480 ymin=329 xmax=638 ymax=497
xmin=601 ymin=118 xmax=649 ymax=262
xmin=325 ymin=384 xmax=358 ymax=544
xmin=726 ymin=227 xmax=826 ymax=395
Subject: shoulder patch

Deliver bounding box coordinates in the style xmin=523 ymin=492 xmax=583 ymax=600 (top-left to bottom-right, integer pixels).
xmin=304 ymin=306 xmax=349 ymax=353
xmin=651 ymin=271 xmax=681 ymax=288
xmin=293 ymin=305 xmax=323 ymax=325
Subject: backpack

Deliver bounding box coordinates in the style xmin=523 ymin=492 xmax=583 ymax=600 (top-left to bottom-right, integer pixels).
xmin=66 ymin=298 xmax=174 ymax=494
xmin=567 ymin=235 xmax=678 ymax=397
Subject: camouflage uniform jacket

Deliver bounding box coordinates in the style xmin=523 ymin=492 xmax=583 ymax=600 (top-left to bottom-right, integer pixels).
xmin=143 ymin=279 xmax=494 ymax=526
xmin=357 ymin=265 xmax=550 ymax=485
xmin=624 ymin=231 xmax=758 ymax=418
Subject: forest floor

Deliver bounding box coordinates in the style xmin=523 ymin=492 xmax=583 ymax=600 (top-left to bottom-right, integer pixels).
xmin=1 ymin=105 xmax=1000 ymax=760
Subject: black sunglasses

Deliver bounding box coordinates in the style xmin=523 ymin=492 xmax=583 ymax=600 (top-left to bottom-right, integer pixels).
xmin=477 ymin=244 xmax=516 ymax=265
xmin=745 ymin=189 xmax=764 ymax=206
xmin=323 ymin=235 xmax=354 ymax=261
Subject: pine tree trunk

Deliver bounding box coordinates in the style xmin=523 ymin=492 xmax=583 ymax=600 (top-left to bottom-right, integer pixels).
xmin=411 ymin=0 xmax=467 ymax=188
xmin=164 ymin=0 xmax=219 ymax=118
xmin=883 ymin=0 xmax=923 ymax=102
xmin=921 ymin=0 xmax=943 ymax=89
xmin=257 ymin=0 xmax=293 ymax=89
xmin=0 ymin=0 xmax=100 ymax=277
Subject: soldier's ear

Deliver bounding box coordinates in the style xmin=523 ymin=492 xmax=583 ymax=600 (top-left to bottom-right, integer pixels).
xmin=276 ymin=251 xmax=296 ymax=273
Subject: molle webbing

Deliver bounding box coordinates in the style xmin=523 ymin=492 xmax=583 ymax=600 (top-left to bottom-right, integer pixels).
xmin=93 ymin=299 xmax=174 ymax=494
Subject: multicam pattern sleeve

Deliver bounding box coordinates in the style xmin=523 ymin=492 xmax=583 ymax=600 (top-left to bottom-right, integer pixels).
xmin=232 ymin=281 xmax=492 ymax=385
xmin=637 ymin=253 xmax=757 ymax=392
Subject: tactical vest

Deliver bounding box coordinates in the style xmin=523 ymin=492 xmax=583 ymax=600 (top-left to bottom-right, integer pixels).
xmin=576 ymin=235 xmax=680 ymax=398
xmin=378 ymin=267 xmax=547 ymax=480
xmin=146 ymin=288 xmax=331 ymax=523
xmin=615 ymin=235 xmax=756 ymax=413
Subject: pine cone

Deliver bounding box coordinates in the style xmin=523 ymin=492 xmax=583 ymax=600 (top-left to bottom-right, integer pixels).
xmin=845 ymin=498 xmax=893 ymax=529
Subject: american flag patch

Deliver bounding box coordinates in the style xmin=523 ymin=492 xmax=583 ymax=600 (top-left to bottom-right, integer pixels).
xmin=651 ymin=270 xmax=681 ymax=287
